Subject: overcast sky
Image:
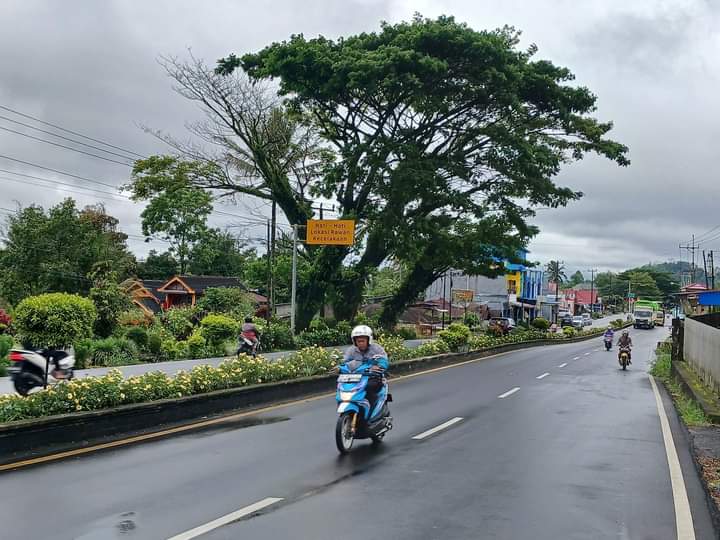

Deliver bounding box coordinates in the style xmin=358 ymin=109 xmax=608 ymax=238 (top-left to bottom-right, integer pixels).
xmin=1 ymin=0 xmax=718 ymax=273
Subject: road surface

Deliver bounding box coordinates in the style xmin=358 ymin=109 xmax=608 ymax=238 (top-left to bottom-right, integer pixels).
xmin=1 ymin=322 xmax=713 ymax=539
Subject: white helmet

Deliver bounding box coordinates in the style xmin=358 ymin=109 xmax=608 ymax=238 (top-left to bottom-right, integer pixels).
xmin=351 ymin=325 xmax=373 ymax=344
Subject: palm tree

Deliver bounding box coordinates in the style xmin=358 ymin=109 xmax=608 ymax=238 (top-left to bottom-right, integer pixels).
xmin=545 ymin=260 xmax=567 ymax=323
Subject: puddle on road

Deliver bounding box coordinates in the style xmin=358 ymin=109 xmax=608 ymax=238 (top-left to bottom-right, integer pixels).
xmin=181 ymin=415 xmax=290 ymax=439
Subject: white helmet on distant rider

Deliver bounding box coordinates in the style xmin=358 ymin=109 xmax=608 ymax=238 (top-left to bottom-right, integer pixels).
xmin=351 ymin=325 xmax=373 ymax=345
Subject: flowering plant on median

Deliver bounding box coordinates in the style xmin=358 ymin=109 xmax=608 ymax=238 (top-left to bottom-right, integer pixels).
xmin=0 ymin=326 xmax=617 ymax=424
xmin=0 ymin=346 xmax=339 ymax=424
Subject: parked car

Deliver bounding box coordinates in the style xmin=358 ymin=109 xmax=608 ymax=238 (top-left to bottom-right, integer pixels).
xmin=559 ymin=313 xmax=574 ymax=327
xmin=572 ymin=315 xmax=585 ymax=329
xmin=489 ymin=317 xmax=516 ymax=335
xmin=581 ymin=313 xmax=592 ymax=326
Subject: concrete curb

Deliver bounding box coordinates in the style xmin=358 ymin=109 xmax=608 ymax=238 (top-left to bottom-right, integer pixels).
xmin=0 ymin=328 xmax=614 ymax=466
xmin=671 ymin=360 xmax=720 ymax=424
xmin=661 ymin=364 xmax=720 ymax=535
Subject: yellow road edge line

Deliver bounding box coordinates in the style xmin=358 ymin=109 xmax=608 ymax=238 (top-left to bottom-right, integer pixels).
xmin=0 ymin=350 xmax=513 ymax=472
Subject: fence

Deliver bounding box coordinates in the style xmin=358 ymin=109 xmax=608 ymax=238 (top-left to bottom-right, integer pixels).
xmin=683 ymin=314 xmax=720 ymax=393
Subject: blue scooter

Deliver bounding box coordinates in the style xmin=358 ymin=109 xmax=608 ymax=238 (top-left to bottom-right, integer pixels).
xmin=335 ymin=359 xmax=393 ymax=454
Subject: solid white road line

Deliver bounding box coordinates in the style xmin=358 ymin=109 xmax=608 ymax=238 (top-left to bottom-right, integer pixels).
xmin=412 ymin=417 xmax=464 ymax=440
xmin=558 ymin=363 xmax=568 ymax=368
xmin=167 ymin=497 xmax=284 ymax=540
xmin=648 ymin=375 xmax=696 ymax=540
xmin=573 ymin=356 xmax=580 ymax=360
xmin=498 ymin=387 xmax=520 ymax=399
xmin=536 ymin=372 xmax=550 ymax=380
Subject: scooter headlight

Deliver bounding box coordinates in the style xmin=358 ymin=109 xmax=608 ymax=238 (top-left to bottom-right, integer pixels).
xmin=340 ymin=391 xmax=356 ymax=401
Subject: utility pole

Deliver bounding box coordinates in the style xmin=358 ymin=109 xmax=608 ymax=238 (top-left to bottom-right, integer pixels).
xmin=290 ymin=224 xmax=299 ymax=335
xmin=266 ymin=219 xmax=272 ymax=321
xmin=711 ymin=250 xmax=716 ymax=290
xmin=441 ymin=271 xmax=447 ymax=329
xmin=680 ymin=235 xmax=698 ymax=284
xmin=587 ymin=268 xmax=597 ymax=313
xmin=270 ymin=200 xmax=276 ymax=317
xmin=703 ymin=250 xmax=710 ymax=290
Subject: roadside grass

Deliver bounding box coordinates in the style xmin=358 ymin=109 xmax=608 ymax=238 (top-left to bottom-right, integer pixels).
xmin=650 ymin=348 xmax=709 ymax=427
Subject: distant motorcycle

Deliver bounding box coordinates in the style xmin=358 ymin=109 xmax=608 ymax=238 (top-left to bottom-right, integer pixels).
xmin=236 ymin=335 xmax=260 ymax=358
xmin=604 ymin=336 xmax=613 ymax=351
xmin=7 ymin=348 xmax=75 ymax=396
xmin=335 ymin=359 xmax=393 ymax=454
xmin=618 ymin=347 xmax=631 ymax=370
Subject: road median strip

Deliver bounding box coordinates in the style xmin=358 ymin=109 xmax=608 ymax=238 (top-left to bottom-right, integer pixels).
xmin=0 ymin=328 xmax=623 ymax=469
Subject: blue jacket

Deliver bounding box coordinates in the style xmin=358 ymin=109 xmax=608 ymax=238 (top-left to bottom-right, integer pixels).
xmin=603 ymin=329 xmax=614 ymax=339
xmin=343 ymin=343 xmax=389 ymax=370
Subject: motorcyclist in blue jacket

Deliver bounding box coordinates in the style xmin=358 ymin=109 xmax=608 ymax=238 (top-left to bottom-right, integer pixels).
xmin=341 ymin=325 xmax=389 ymax=411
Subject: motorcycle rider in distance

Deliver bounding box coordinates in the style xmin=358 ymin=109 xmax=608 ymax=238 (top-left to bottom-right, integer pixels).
xmin=239 ymin=317 xmax=260 ymax=355
xmin=617 ymin=330 xmax=633 ymax=364
xmin=339 ymin=325 xmax=389 ymax=411
xmin=603 ymin=325 xmax=614 ymax=346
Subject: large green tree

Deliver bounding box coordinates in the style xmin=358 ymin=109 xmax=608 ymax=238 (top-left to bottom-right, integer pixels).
xmin=127 ymin=157 xmax=214 ymax=274
xmin=188 ymin=229 xmax=249 ymax=277
xmin=0 ymin=199 xmax=135 ymax=304
xmin=569 ymin=270 xmax=585 ymax=287
xmin=218 ymin=16 xmax=628 ymax=328
xmin=136 ymin=250 xmax=178 ymax=280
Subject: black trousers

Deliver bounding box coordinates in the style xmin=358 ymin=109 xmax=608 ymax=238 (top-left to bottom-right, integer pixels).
xmin=366 ymin=377 xmax=383 ymax=413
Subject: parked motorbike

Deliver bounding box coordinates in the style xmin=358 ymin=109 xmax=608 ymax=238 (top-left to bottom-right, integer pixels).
xmin=335 ymin=359 xmax=393 ymax=454
xmin=618 ymin=347 xmax=631 ymax=370
xmin=7 ymin=348 xmax=75 ymax=396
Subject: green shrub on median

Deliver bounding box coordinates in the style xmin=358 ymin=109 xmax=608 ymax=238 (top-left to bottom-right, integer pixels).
xmin=0 ymin=346 xmax=339 ymax=424
xmin=0 ymin=325 xmax=612 ymax=424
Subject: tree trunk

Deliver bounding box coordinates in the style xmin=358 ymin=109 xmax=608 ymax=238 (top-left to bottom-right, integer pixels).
xmin=295 ymin=245 xmax=349 ymax=331
xmin=332 ymin=225 xmax=391 ymax=321
xmin=377 ymin=261 xmax=438 ymax=330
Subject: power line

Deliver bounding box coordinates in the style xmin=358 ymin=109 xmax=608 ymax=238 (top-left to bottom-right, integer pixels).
xmin=0 ymin=125 xmax=133 ymax=166
xmin=0 ymin=164 xmax=277 ymax=228
xmin=0 ymin=113 xmax=139 ymax=161
xmin=0 ymin=103 xmax=145 ymax=158
xmin=0 ymin=155 xmax=119 ymax=190
xmin=0 ymin=175 xmax=129 ymax=202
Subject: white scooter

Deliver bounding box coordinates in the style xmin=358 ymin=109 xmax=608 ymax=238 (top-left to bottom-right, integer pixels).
xmin=7 ymin=348 xmax=75 ymax=396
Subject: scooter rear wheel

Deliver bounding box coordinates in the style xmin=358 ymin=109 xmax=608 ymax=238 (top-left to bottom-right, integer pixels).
xmin=335 ymin=413 xmax=355 ymax=454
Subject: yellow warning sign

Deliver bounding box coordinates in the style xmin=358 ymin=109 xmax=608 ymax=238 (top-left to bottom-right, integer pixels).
xmin=306 ymin=220 xmax=356 ymax=245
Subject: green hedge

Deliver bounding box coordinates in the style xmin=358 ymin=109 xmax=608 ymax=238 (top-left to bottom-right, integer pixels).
xmin=200 ymin=314 xmax=239 ymax=345
xmin=14 ymin=293 xmax=96 ymax=349
xmin=0 ymin=335 xmax=13 ymax=377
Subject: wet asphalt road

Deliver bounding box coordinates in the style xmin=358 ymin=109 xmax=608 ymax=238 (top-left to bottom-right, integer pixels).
xmin=1 ymin=323 xmax=714 ymax=539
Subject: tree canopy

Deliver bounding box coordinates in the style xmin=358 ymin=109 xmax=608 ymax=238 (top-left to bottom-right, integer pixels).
xmin=127 ymin=156 xmax=214 ymax=274
xmin=0 ymin=199 xmax=135 ymax=305
xmin=215 ymin=16 xmax=628 ymax=328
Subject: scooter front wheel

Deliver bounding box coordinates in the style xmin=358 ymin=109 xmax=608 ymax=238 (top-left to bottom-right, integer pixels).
xmin=335 ymin=412 xmax=355 ymax=454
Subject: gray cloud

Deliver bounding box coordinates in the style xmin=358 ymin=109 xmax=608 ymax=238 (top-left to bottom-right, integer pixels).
xmin=0 ymin=0 xmax=717 ymax=271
